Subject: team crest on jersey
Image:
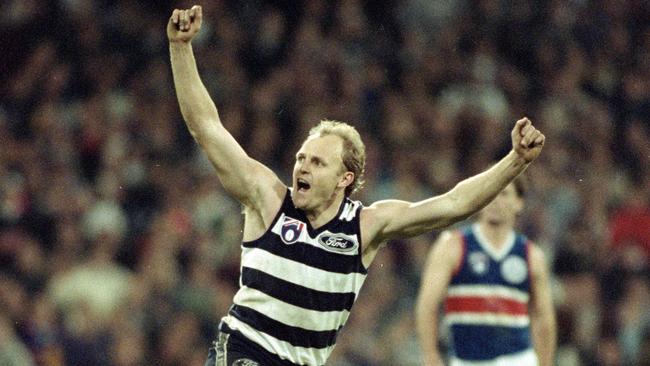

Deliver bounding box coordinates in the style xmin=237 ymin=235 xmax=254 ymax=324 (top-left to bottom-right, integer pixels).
xmin=317 ymin=231 xmax=358 ymax=253
xmin=501 ymin=255 xmax=528 ymax=284
xmin=280 ymin=216 xmax=306 ymax=244
xmin=468 ymin=251 xmax=489 ymax=275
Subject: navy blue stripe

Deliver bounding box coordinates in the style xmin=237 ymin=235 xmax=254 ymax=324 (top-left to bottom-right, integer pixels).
xmin=242 ymin=232 xmax=366 ymax=275
xmin=241 ymin=267 xmax=356 ymax=311
xmin=229 ymin=304 xmax=339 ymax=349
xmin=450 ymin=324 xmax=531 ymax=360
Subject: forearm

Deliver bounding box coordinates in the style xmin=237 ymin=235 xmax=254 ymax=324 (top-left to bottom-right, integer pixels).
xmin=169 ymin=42 xmax=221 ymax=141
xmin=448 ymin=150 xmax=528 ymax=217
xmin=416 ymin=306 xmax=444 ymax=365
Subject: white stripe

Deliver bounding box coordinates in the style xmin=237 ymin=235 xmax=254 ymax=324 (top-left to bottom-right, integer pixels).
xmin=223 ymin=315 xmax=334 ymax=366
xmin=445 ymin=313 xmax=530 ymax=327
xmin=233 ymin=287 xmax=351 ymax=331
xmin=339 ymin=202 xmax=352 ymax=221
xmin=339 ymin=200 xmax=361 ymax=221
xmin=472 ymin=223 xmax=516 ymax=261
xmin=448 ymin=285 xmax=529 ymax=303
xmin=449 ymin=348 xmax=538 ymax=366
xmin=271 ymin=214 xmax=359 ymax=255
xmin=242 ymin=247 xmax=367 ymax=294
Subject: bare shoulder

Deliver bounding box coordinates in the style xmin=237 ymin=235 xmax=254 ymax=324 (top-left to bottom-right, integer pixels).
xmin=359 ymin=204 xmax=384 ymax=248
xmin=420 ymin=229 xmax=465 ymax=285
xmin=359 ymin=199 xmax=406 ymax=238
xmin=241 ymin=166 xmax=287 ymax=240
xmin=247 ymin=162 xmax=287 ymax=211
xmin=361 ymin=199 xmax=406 ymax=219
xmin=429 ymin=230 xmax=464 ymax=262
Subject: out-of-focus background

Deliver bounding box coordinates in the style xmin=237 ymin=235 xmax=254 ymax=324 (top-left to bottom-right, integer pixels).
xmin=1 ymin=0 xmax=649 ymax=365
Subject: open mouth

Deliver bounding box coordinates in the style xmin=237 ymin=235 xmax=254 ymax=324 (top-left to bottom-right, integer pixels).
xmin=297 ymin=178 xmax=311 ymax=192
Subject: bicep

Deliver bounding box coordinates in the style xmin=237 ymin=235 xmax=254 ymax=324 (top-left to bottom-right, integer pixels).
xmin=369 ymin=194 xmax=461 ymax=242
xmin=529 ymin=245 xmax=554 ymax=316
xmin=197 ymin=121 xmax=285 ymax=206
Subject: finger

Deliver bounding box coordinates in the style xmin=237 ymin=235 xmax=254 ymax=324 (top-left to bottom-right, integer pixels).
xmin=178 ymin=10 xmax=185 ymax=29
xmin=193 ymin=5 xmax=203 ymax=27
xmin=180 ymin=10 xmax=188 ymax=30
xmin=521 ymin=129 xmax=540 ymax=147
xmin=521 ymin=129 xmax=539 ymax=147
xmin=178 ymin=10 xmax=185 ymax=30
xmin=519 ymin=120 xmax=532 ymax=137
xmin=171 ymin=9 xmax=180 ymax=24
xmin=534 ymin=133 xmax=545 ymax=146
xmin=521 ymin=123 xmax=534 ymax=136
xmin=183 ymin=10 xmax=190 ymax=30
xmin=513 ymin=117 xmax=530 ymax=136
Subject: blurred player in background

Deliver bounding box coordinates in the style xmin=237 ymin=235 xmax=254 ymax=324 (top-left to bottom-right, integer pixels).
xmin=416 ymin=178 xmax=556 ymax=366
xmin=168 ymin=5 xmax=545 ymax=366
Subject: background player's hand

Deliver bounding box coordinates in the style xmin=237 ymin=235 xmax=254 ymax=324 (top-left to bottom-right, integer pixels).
xmin=167 ymin=5 xmax=203 ymax=43
xmin=511 ymin=117 xmax=544 ymax=163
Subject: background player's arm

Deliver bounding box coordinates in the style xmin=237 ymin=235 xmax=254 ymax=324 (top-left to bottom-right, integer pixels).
xmin=168 ymin=6 xmax=284 ymax=210
xmin=528 ymin=244 xmax=557 ymax=366
xmin=363 ymin=118 xmax=544 ymax=246
xmin=415 ymin=231 xmax=463 ymax=366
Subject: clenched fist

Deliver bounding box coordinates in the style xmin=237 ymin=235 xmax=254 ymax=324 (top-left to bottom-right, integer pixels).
xmin=511 ymin=117 xmax=545 ymax=163
xmin=167 ymin=5 xmax=203 ymax=43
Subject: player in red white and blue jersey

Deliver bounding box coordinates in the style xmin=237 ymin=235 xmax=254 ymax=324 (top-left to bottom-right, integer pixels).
xmin=416 ymin=179 xmax=556 ymax=366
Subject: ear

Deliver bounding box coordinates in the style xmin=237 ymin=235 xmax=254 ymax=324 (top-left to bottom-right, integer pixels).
xmin=338 ymin=171 xmax=355 ymax=190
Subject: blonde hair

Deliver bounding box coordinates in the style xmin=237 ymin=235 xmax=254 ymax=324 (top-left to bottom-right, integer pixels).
xmin=309 ymin=120 xmax=366 ymax=196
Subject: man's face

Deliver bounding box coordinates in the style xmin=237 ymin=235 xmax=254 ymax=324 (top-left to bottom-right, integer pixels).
xmin=478 ymin=183 xmax=524 ymax=226
xmin=292 ymin=134 xmax=351 ymax=211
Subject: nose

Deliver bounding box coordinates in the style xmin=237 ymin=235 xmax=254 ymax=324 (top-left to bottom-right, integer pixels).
xmin=298 ymin=159 xmax=310 ymax=173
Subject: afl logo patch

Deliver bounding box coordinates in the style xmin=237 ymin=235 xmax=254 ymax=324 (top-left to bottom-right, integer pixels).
xmin=468 ymin=251 xmax=489 ymax=275
xmin=501 ymin=255 xmax=528 ymax=284
xmin=280 ymin=216 xmax=305 ymax=244
xmin=317 ymin=232 xmax=358 ymax=253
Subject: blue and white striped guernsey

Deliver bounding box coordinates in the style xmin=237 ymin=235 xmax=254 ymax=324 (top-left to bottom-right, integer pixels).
xmin=220 ymin=189 xmax=368 ymax=366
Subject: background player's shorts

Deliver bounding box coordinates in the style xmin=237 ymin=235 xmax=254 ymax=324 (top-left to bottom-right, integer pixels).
xmin=449 ymin=348 xmax=538 ymax=366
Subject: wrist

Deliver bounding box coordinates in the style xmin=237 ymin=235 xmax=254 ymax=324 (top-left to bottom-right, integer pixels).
xmin=506 ymin=149 xmax=530 ymax=169
xmin=169 ymin=40 xmax=193 ymax=48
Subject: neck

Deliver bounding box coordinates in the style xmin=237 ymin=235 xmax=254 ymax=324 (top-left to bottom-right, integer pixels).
xmin=477 ymin=221 xmax=513 ymax=250
xmin=305 ymin=192 xmax=345 ymax=229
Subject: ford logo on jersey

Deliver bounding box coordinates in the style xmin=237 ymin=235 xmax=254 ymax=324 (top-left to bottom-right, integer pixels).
xmin=280 ymin=216 xmax=305 ymax=244
xmin=317 ymin=233 xmax=357 ymax=253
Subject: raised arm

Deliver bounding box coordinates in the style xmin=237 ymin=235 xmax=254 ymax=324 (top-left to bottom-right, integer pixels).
xmin=362 ymin=118 xmax=544 ymax=247
xmin=528 ymin=244 xmax=557 ymax=366
xmin=415 ymin=231 xmax=463 ymax=366
xmin=167 ymin=6 xmax=284 ymax=211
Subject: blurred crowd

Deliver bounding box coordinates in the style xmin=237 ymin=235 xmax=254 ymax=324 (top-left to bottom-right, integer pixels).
xmin=1 ymin=0 xmax=650 ymax=365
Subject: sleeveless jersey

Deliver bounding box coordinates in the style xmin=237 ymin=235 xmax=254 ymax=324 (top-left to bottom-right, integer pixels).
xmin=444 ymin=224 xmax=533 ymax=362
xmin=221 ymin=189 xmax=368 ymax=366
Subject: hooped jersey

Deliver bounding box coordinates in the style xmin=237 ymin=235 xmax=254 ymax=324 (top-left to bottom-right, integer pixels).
xmin=444 ymin=224 xmax=533 ymax=361
xmin=221 ymin=189 xmax=368 ymax=366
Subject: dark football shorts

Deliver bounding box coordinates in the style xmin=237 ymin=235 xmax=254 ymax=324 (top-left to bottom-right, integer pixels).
xmin=203 ymin=324 xmax=304 ymax=366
